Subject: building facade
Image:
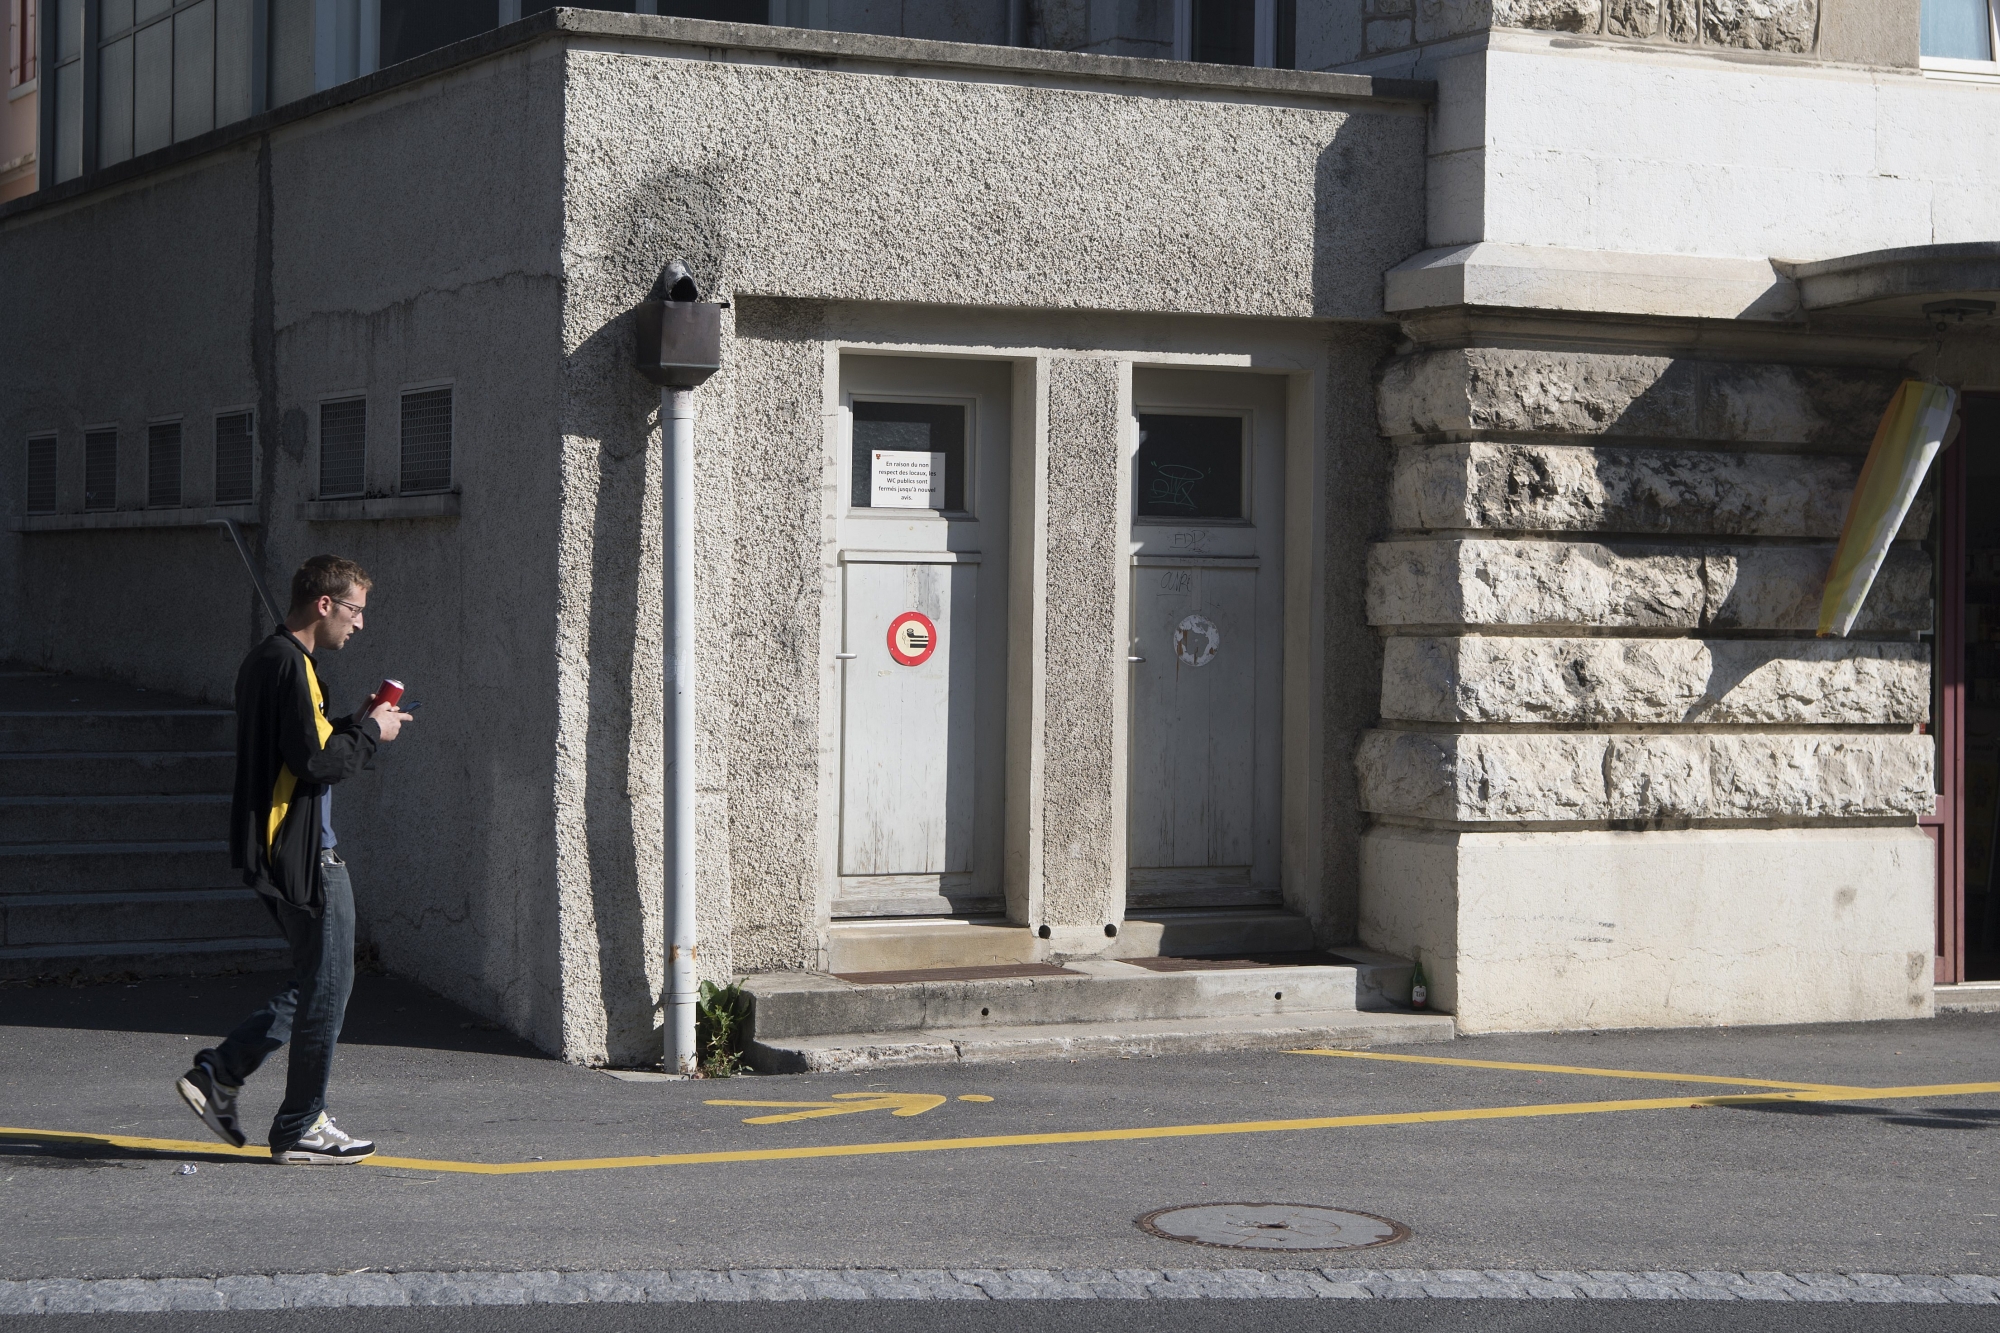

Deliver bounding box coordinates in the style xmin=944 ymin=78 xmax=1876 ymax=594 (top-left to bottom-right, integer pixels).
xmin=4 ymin=2 xmax=1995 ymax=1063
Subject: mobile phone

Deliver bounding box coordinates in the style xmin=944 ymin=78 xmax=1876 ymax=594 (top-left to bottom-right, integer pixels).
xmin=402 ymin=701 xmax=423 ymax=712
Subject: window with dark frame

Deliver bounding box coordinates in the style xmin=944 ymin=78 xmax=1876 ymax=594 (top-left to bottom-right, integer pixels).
xmin=14 ymin=0 xmax=35 ymax=87
xmin=1134 ymin=414 xmax=1245 ymax=521
xmin=83 ymin=428 xmax=117 ymax=511
xmin=318 ymin=398 xmax=367 ymax=499
xmin=147 ymin=420 xmax=182 ymax=508
xmin=24 ymin=434 xmax=55 ymax=515
xmin=849 ymin=400 xmax=967 ymax=513
xmin=214 ymin=410 xmax=253 ymax=504
xmin=399 ymin=387 xmax=453 ymax=495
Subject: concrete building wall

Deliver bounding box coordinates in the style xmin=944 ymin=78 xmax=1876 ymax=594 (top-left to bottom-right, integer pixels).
xmin=0 ymin=38 xmax=575 ymax=1049
xmin=552 ymin=29 xmax=1427 ymax=1056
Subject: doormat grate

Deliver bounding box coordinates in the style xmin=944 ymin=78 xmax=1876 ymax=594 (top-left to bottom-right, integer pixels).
xmin=834 ymin=963 xmax=1083 ymax=985
xmin=1122 ymin=952 xmax=1365 ymax=972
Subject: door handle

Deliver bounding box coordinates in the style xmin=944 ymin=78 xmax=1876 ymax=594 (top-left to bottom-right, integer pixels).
xmin=1127 ymin=655 xmax=1145 ymax=662
xmin=835 ymin=653 xmax=858 ymax=660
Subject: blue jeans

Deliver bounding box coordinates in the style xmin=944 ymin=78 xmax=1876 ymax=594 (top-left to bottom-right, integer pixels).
xmin=202 ymin=855 xmax=356 ymax=1149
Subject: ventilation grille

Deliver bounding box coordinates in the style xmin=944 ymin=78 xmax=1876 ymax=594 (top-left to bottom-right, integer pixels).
xmin=399 ymin=388 xmax=452 ymax=495
xmin=147 ymin=421 xmax=182 ymax=508
xmin=24 ymin=437 xmax=57 ymax=515
xmin=214 ymin=412 xmax=254 ymax=505
xmin=319 ymin=399 xmax=367 ymax=499
xmin=83 ymin=430 xmax=118 ymax=512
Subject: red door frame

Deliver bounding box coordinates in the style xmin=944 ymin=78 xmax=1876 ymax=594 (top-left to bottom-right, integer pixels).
xmin=1928 ymin=419 xmax=1969 ymax=984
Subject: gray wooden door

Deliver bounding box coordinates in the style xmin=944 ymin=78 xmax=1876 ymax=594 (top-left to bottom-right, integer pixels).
xmin=833 ymin=357 xmax=1011 ymax=918
xmin=1127 ymin=370 xmax=1285 ymax=910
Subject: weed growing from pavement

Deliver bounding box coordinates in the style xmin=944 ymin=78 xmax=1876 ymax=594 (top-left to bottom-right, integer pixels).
xmin=696 ymin=980 xmax=751 ymax=1078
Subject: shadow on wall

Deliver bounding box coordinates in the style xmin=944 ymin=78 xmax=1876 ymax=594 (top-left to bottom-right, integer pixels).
xmin=562 ymin=155 xmax=736 ymax=1064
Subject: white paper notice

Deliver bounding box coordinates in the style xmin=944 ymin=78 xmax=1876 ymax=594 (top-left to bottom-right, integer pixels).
xmin=870 ymin=450 xmax=947 ymax=509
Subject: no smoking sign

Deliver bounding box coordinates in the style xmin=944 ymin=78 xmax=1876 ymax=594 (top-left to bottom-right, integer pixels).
xmin=887 ymin=612 xmax=938 ymax=667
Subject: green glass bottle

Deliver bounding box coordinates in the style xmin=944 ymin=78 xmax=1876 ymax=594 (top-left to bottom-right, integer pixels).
xmin=1409 ymin=955 xmax=1429 ymax=1011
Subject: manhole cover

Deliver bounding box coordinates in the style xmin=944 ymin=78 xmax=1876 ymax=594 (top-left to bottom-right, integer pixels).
xmin=1135 ymin=1202 xmax=1410 ymax=1252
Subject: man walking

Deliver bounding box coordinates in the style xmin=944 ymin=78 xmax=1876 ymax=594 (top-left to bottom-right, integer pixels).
xmin=175 ymin=555 xmax=412 ymax=1163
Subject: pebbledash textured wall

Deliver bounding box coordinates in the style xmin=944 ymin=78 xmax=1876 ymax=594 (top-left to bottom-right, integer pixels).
xmin=552 ymin=28 xmax=1427 ymax=1061
xmin=1358 ymin=343 xmax=1936 ymax=1031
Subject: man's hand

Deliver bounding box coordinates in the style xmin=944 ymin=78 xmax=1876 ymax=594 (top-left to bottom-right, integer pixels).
xmin=366 ymin=702 xmax=413 ymax=742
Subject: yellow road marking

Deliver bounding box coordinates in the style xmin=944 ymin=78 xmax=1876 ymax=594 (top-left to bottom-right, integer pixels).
xmin=703 ymin=1092 xmax=947 ymax=1124
xmin=4 ymin=1081 xmax=1992 ymax=1177
xmin=1291 ymin=1047 xmax=1867 ymax=1094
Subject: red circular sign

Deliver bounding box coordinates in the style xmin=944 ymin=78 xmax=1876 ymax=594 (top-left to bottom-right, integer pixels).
xmin=887 ymin=612 xmax=938 ymax=667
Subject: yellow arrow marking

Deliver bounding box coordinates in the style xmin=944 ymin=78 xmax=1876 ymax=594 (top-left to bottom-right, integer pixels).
xmin=3 ymin=1081 xmax=1994 ymax=1177
xmin=702 ymin=1092 xmax=948 ymax=1123
xmin=1289 ymin=1048 xmax=1868 ymax=1094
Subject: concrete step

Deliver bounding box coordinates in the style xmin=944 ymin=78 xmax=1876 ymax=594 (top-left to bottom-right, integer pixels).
xmin=0 ymin=794 xmax=231 ymax=844
xmin=1108 ymin=908 xmax=1319 ymax=958
xmin=828 ymin=917 xmax=1040 ymax=973
xmin=750 ymin=1009 xmax=1455 ymax=1073
xmin=0 ymin=887 xmax=272 ymax=946
xmin=0 ymin=710 xmax=235 ymax=754
xmin=1937 ymin=982 xmax=2000 ymax=1014
xmin=0 ymin=935 xmax=290 ymax=982
xmin=0 ymin=751 xmax=234 ymax=796
xmin=747 ymin=952 xmax=1419 ymax=1041
xmin=0 ymin=842 xmax=234 ymax=894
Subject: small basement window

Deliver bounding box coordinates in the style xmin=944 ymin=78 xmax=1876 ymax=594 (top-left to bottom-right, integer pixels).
xmin=318 ymin=397 xmax=366 ymax=499
xmin=83 ymin=428 xmax=118 ymax=511
xmin=399 ymin=386 xmax=453 ymax=495
xmin=147 ymin=420 xmax=182 ymax=508
xmin=24 ymin=434 xmax=56 ymax=515
xmin=214 ymin=411 xmax=254 ymax=504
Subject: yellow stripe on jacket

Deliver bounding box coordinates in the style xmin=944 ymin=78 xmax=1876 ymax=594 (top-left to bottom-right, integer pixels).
xmin=266 ymin=656 xmax=337 ymax=849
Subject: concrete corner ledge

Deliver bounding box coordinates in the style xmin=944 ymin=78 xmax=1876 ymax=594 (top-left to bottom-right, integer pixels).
xmin=1386 ymin=243 xmax=1799 ymax=322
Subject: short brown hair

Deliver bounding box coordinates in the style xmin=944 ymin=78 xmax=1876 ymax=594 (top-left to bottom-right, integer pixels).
xmin=289 ymin=555 xmax=373 ymax=612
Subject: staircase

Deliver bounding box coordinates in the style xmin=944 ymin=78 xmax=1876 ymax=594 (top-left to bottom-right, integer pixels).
xmin=746 ymin=949 xmax=1454 ymax=1072
xmin=0 ymin=667 xmax=286 ymax=980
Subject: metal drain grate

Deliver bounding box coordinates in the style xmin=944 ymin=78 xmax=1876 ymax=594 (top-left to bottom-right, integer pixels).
xmin=1136 ymin=1203 xmax=1409 ymax=1252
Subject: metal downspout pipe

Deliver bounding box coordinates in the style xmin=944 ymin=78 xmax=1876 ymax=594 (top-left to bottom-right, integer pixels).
xmin=634 ymin=261 xmax=722 ymax=1076
xmin=665 ymin=385 xmax=698 ymax=1076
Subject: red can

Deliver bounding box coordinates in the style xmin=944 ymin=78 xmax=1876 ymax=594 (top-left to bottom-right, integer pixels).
xmin=368 ymin=678 xmax=405 ymax=711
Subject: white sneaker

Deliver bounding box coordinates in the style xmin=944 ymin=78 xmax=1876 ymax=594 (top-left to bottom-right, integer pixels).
xmin=271 ymin=1112 xmax=375 ymax=1165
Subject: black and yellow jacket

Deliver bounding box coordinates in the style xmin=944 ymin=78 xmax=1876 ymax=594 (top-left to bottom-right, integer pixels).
xmin=228 ymin=631 xmax=380 ymax=913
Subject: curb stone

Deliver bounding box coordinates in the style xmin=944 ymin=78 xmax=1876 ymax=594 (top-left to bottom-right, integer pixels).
xmin=0 ymin=1268 xmax=1996 ymax=1311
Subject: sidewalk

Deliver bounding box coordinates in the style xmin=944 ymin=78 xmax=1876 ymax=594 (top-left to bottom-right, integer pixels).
xmin=1 ymin=970 xmax=1995 ymax=1293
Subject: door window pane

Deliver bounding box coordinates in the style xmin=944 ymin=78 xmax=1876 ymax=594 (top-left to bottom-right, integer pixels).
xmin=318 ymin=398 xmax=366 ymax=498
xmin=399 ymin=387 xmax=452 ymax=494
xmin=1923 ymin=0 xmax=1994 ymax=59
xmin=53 ymin=57 xmax=82 ymax=181
xmin=84 ymin=429 xmax=118 ymax=511
xmin=214 ymin=411 xmax=253 ymax=504
xmin=148 ymin=421 xmax=182 ymax=507
xmin=25 ymin=436 xmax=57 ymax=515
xmin=1135 ymin=414 xmax=1244 ymax=520
xmin=850 ymin=400 xmax=966 ymax=512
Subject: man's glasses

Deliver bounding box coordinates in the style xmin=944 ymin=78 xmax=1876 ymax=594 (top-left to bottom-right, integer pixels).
xmin=329 ymin=597 xmax=365 ymax=617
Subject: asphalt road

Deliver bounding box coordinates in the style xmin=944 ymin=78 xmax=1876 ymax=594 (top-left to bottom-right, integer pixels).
xmin=0 ymin=971 xmax=1994 ymax=1323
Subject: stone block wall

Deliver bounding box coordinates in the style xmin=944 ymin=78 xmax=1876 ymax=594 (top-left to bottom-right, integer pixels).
xmin=1358 ymin=343 xmax=1937 ymax=1031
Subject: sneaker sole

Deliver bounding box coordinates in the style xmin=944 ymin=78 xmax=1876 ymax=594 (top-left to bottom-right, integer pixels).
xmin=271 ymin=1148 xmax=375 ymax=1165
xmin=174 ymin=1075 xmax=247 ymax=1149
